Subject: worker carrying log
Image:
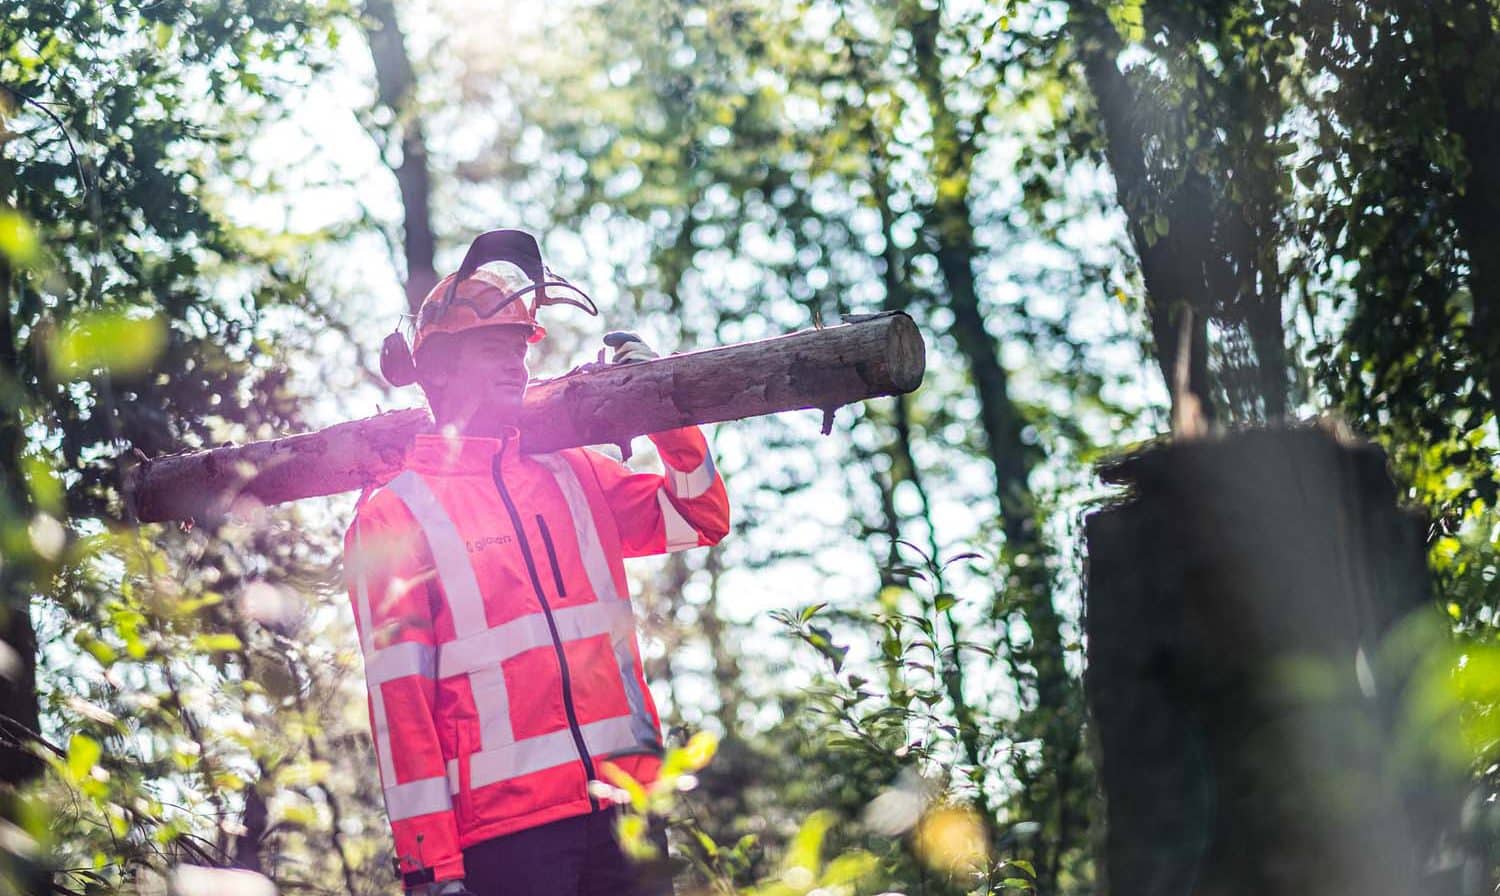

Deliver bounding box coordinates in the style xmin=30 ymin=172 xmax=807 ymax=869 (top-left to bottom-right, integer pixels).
xmin=123 ymin=231 xmax=925 ymax=887
xmin=127 ymin=280 xmax=924 ymax=523
xmin=345 ymin=230 xmax=725 ymax=895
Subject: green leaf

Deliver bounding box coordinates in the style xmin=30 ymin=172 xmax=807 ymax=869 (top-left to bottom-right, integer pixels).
xmin=693 ymin=829 xmax=719 ymax=857
xmin=934 ymin=593 xmax=957 ymax=612
xmin=616 ymin=812 xmax=657 ymax=861
xmin=279 ymin=800 xmax=320 ymax=828
xmin=192 ymin=633 xmax=243 ymax=653
xmin=805 ymin=625 xmax=849 ymax=673
xmin=49 ymin=310 xmax=168 ymax=380
xmin=21 ymin=455 xmax=63 ymax=515
xmin=65 ymin=733 xmax=101 ymax=783
xmin=73 ymin=631 xmax=118 ymax=667
xmin=784 ymin=810 xmax=833 ymax=871
xmin=212 ymin=771 xmax=247 ymax=792
xmin=1107 ymin=0 xmax=1146 ymax=43
xmin=274 ymin=759 xmax=331 ymax=788
xmin=821 ymin=850 xmax=878 ymax=885
xmin=0 ymin=210 xmax=41 ymax=267
xmin=681 ymin=730 xmax=719 ymax=770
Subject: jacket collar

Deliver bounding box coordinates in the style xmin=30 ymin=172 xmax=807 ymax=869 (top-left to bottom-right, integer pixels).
xmin=406 ymin=425 xmax=522 ymax=475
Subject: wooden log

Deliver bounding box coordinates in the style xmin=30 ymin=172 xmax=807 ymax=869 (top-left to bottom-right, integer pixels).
xmin=1083 ymin=424 xmax=1465 ymax=896
xmin=129 ymin=311 xmax=924 ymax=523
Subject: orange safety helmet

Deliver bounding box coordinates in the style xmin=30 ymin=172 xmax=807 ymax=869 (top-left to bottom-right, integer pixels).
xmin=381 ymin=229 xmax=597 ymax=387
xmin=414 ymin=266 xmax=548 ymax=356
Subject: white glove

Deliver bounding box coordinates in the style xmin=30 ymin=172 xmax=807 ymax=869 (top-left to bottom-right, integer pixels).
xmin=606 ymin=331 xmax=660 ymax=364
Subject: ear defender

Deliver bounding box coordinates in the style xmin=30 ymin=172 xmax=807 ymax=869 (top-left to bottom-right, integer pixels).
xmin=380 ymin=330 xmax=419 ymax=387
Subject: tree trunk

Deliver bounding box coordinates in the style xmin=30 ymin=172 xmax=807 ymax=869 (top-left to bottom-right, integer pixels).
xmin=362 ymin=0 xmax=438 ymax=312
xmin=903 ymin=4 xmax=1084 ymax=882
xmin=0 ymin=256 xmax=42 ymax=789
xmin=129 ymin=313 xmax=925 ymax=522
xmin=1071 ymin=1 xmax=1292 ymax=425
xmin=1072 ymin=4 xmax=1216 ymax=427
xmin=1429 ymin=1 xmax=1500 ymax=424
xmin=1084 ymin=425 xmax=1464 ymax=896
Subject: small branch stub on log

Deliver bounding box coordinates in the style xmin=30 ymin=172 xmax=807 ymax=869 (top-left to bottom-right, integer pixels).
xmin=130 ymin=312 xmax=925 ymax=523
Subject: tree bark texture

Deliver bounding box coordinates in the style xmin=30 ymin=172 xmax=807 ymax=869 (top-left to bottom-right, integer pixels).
xmin=1084 ymin=425 xmax=1462 ymax=896
xmin=1072 ymin=1 xmax=1290 ymax=424
xmin=129 ymin=313 xmax=925 ymax=523
xmin=1073 ymin=5 xmax=1215 ymax=426
xmin=1427 ymin=0 xmax=1500 ymax=425
xmin=0 ymin=256 xmax=42 ymax=789
xmin=362 ymin=0 xmax=438 ymax=312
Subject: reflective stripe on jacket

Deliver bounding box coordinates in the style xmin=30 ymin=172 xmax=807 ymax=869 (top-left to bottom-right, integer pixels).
xmin=343 ymin=425 xmax=729 ymax=883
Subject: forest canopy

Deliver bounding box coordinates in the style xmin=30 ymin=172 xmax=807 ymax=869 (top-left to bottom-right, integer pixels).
xmin=2 ymin=1 xmax=1497 ymax=894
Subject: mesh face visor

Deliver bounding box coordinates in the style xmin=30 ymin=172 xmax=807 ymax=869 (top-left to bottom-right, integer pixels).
xmin=531 ymin=268 xmax=598 ymax=314
xmin=418 ymin=263 xmax=531 ymax=330
xmin=417 ymin=277 xmax=597 ymax=331
xmin=425 ymin=230 xmax=599 ymax=326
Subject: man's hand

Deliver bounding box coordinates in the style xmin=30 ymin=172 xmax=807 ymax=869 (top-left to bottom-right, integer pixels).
xmin=604 ymin=331 xmax=659 ymax=364
xmin=408 ymin=880 xmax=473 ymax=896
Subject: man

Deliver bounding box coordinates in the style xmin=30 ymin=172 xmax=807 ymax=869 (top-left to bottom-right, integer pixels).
xmin=344 ymin=231 xmax=729 ymax=895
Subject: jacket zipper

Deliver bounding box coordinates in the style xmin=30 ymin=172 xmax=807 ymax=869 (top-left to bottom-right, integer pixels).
xmin=456 ymin=723 xmax=474 ymax=825
xmin=535 ymin=515 xmax=567 ymax=597
xmin=490 ymin=454 xmax=600 ymax=811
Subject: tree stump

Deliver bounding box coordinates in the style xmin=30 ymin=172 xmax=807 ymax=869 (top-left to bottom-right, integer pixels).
xmin=1084 ymin=425 xmax=1462 ymax=896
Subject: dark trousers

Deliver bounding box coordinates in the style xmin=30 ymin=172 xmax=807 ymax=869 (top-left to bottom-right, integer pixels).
xmin=462 ymin=810 xmax=673 ymax=896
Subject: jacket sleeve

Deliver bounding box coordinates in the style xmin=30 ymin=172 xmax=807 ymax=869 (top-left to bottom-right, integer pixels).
xmin=581 ymin=425 xmax=730 ymax=558
xmin=345 ymin=497 xmax=465 ymax=884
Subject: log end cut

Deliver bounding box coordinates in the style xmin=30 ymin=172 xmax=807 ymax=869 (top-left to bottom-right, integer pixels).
xmin=884 ymin=313 xmax=926 ymax=394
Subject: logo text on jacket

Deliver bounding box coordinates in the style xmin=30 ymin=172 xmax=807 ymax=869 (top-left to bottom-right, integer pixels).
xmin=466 ymin=534 xmax=514 ymax=553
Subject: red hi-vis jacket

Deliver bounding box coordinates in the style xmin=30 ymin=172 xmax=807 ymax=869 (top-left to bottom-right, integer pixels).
xmin=343 ymin=424 xmax=728 ymax=884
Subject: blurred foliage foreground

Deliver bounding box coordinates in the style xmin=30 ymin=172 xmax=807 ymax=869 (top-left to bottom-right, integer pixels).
xmin=4 ymin=0 xmax=1500 ymax=895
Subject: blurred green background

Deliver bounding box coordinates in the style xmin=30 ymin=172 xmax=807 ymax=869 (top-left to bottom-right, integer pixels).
xmin=2 ymin=0 xmax=1498 ymax=893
